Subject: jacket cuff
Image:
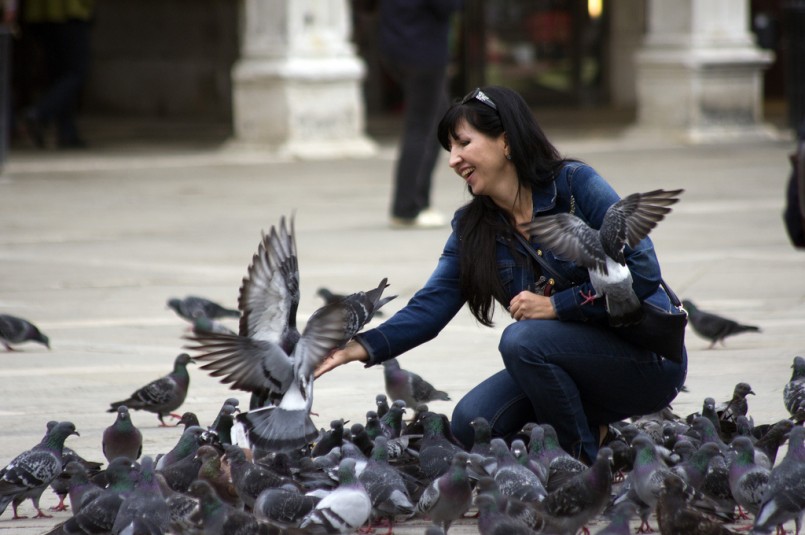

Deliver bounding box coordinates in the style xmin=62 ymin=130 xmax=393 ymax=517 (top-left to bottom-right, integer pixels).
xmin=550 ymin=288 xmax=589 ymax=322
xmin=353 ymin=330 xmax=391 ymax=368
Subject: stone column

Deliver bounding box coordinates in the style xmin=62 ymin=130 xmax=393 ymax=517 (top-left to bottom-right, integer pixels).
xmin=230 ymin=0 xmax=376 ymax=158
xmin=632 ymin=0 xmax=774 ymax=142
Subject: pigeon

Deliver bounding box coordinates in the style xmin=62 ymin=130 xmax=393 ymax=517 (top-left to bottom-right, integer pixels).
xmin=167 ymin=295 xmax=240 ymax=323
xmin=532 ymin=424 xmax=587 ymax=493
xmin=188 ymin=479 xmax=259 ymax=535
xmin=299 ymin=457 xmax=373 ymax=533
xmin=753 ymin=419 xmax=794 ymax=466
xmin=681 ymin=299 xmax=760 ymax=349
xmin=0 ymin=313 xmax=50 ymax=350
xmin=474 ymin=493 xmax=537 ymax=535
xmin=539 ymin=446 xmax=613 ymax=535
xmin=253 ymin=482 xmax=319 ymax=528
xmin=475 ymin=476 xmax=545 ymax=531
xmin=381 ymin=358 xmax=450 ymax=408
xmin=0 ymin=421 xmax=79 ymax=519
xmin=752 ymin=425 xmax=805 ymax=534
xmin=311 ymin=419 xmax=347 ymax=457
xmin=224 ymin=443 xmax=288 ymax=509
xmin=375 ymin=394 xmax=390 ymax=419
xmin=700 ymin=454 xmax=737 ymax=519
xmin=155 ymin=473 xmax=199 ymax=531
xmin=349 ymin=423 xmax=375 ymax=457
xmin=784 ymin=355 xmax=805 ymax=423
xmin=728 ymin=436 xmax=770 ymax=517
xmin=59 ymin=461 xmax=103 ymax=514
xmin=358 ymin=436 xmax=415 ymax=529
xmin=379 ymin=400 xmax=407 ymax=439
xmin=48 ymin=440 xmax=103 ymax=513
xmin=195 ymin=445 xmax=241 ymax=508
xmin=521 ymin=188 xmax=683 ymax=326
xmin=418 ymin=412 xmax=466 ymax=480
xmin=175 ymin=411 xmax=201 ymax=430
xmin=102 ymin=405 xmax=143 ymax=463
xmin=595 ymin=500 xmax=638 ymax=535
xmin=671 ymin=442 xmax=723 ymax=492
xmin=111 ymin=456 xmax=170 ymax=535
xmin=318 ymin=286 xmax=387 ymax=318
xmin=489 ymin=438 xmax=546 ymax=504
xmin=108 ymin=353 xmax=193 ymax=426
xmin=191 ymin=316 xmax=237 ymax=336
xmin=155 ymin=425 xmax=205 ymax=471
xmin=415 ymin=451 xmax=472 ymax=533
xmin=656 ymin=474 xmax=737 ymax=535
xmin=187 ymin=218 xmax=395 ymax=451
xmin=716 ymin=382 xmax=755 ymax=437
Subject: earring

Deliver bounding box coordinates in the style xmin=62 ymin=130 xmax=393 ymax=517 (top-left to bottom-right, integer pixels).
xmin=506 ymin=153 xmax=512 ymax=160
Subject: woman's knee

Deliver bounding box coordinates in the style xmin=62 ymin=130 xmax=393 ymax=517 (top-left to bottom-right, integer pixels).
xmin=450 ymin=398 xmax=475 ymax=449
xmin=499 ymin=321 xmax=548 ymax=367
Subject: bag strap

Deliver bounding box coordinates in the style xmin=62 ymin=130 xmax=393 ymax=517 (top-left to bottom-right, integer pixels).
xmin=512 ymin=230 xmax=572 ymax=289
xmin=659 ymin=278 xmax=682 ymax=308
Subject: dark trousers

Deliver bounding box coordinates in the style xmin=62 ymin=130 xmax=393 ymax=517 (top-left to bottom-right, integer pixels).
xmin=383 ymin=60 xmax=449 ymax=219
xmin=29 ymin=19 xmax=91 ymax=144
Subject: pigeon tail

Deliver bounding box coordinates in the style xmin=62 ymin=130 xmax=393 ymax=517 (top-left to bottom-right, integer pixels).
xmin=245 ymin=406 xmax=317 ymax=452
xmin=606 ymin=291 xmax=643 ymax=327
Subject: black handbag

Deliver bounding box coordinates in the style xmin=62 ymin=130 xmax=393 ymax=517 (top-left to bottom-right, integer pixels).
xmin=513 ymin=225 xmax=687 ymax=364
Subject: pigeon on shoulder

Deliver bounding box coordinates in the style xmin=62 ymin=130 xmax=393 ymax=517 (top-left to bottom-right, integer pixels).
xmin=682 ymin=299 xmax=760 ymax=349
xmin=108 ymin=353 xmax=193 ymax=426
xmin=521 ymin=188 xmax=683 ymax=326
xmin=0 ymin=313 xmax=50 ymax=351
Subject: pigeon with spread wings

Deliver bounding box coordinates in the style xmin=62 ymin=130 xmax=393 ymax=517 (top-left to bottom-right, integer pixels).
xmin=521 ymin=188 xmax=683 ymax=327
xmin=186 ymin=217 xmax=394 ymax=452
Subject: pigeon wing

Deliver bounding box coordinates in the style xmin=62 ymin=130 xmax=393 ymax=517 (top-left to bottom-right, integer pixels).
xmin=521 ymin=213 xmax=608 ymax=274
xmin=238 ymin=217 xmax=300 ymax=344
xmin=612 ymin=189 xmax=683 ymax=249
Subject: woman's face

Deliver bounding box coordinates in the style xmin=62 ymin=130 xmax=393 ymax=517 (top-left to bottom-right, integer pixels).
xmin=447 ymin=118 xmax=511 ymax=198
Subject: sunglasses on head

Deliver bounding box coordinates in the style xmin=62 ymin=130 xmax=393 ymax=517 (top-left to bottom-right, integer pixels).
xmin=461 ymin=87 xmax=497 ymax=111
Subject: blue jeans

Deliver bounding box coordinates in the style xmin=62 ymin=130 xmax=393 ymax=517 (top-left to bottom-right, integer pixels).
xmin=451 ymin=319 xmax=687 ymax=462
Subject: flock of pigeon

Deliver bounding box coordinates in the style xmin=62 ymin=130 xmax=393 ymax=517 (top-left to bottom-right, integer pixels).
xmin=0 ymin=212 xmax=803 ymax=535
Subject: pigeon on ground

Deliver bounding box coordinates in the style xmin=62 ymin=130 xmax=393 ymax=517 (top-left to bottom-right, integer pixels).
xmin=188 ymin=479 xmax=260 ymax=535
xmin=155 ymin=473 xmax=198 ymax=531
xmin=752 ymin=425 xmax=805 ymax=534
xmin=418 ymin=412 xmax=465 ymax=480
xmin=521 ymin=188 xmax=683 ymax=326
xmin=469 ymin=417 xmax=493 ymax=457
xmin=716 ymin=382 xmax=755 ymax=437
xmin=224 ymin=444 xmax=288 ymax=509
xmin=48 ymin=439 xmax=103 ymax=513
xmin=195 ymin=445 xmax=241 ymax=508
xmin=0 ymin=313 xmax=50 ymax=350
xmin=375 ymin=394 xmax=390 ymax=419
xmin=700 ymin=454 xmax=737 ymax=519
xmin=681 ymin=299 xmax=761 ymax=349
xmin=784 ymin=355 xmax=805 ymax=423
xmin=102 ymin=405 xmax=143 ymax=463
xmin=253 ymin=482 xmax=319 ymax=528
xmin=176 ymin=411 xmax=201 ymax=430
xmin=155 ymin=425 xmax=205 ymax=471
xmin=656 ymin=474 xmax=737 ymax=535
xmin=415 ymin=451 xmax=472 ymax=533
xmin=475 ymin=476 xmax=545 ymax=531
xmin=531 ymin=424 xmax=587 ymax=493
xmin=187 ymin=218 xmax=394 ymax=452
xmin=490 ymin=438 xmax=546 ymax=504
xmin=379 ymin=400 xmax=407 ymax=439
xmin=111 ymin=456 xmax=170 ymax=535
xmin=474 ymin=493 xmax=537 ymax=535
xmin=382 ymin=358 xmax=450 ymax=409
xmin=300 ymin=457 xmax=373 ymax=533
xmin=595 ymin=500 xmax=638 ymax=535
xmin=311 ymin=419 xmax=347 ymax=457
xmin=349 ymin=423 xmax=375 ymax=457
xmin=167 ymin=295 xmax=240 ymax=323
xmin=108 ymin=353 xmax=193 ymax=426
xmin=728 ymin=436 xmax=771 ymax=518
xmin=59 ymin=461 xmax=103 ymax=514
xmin=0 ymin=421 xmax=79 ymax=519
xmin=753 ymin=419 xmax=794 ymax=466
xmin=671 ymin=442 xmax=723 ymax=492
xmin=359 ymin=436 xmax=416 ymax=530
xmin=539 ymin=446 xmax=613 ymax=535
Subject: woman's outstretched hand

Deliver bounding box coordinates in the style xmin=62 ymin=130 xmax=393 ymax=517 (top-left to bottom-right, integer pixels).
xmin=509 ymin=291 xmax=557 ymax=321
xmin=315 ymin=340 xmax=370 ymax=378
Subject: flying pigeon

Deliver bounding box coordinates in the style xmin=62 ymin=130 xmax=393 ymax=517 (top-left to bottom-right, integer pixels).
xmin=783 ymin=355 xmax=805 ymax=423
xmin=299 ymin=457 xmax=373 ymax=533
xmin=682 ymin=299 xmax=761 ymax=349
xmin=186 ymin=217 xmax=395 ymax=451
xmin=191 ymin=316 xmax=237 ymax=337
xmin=0 ymin=421 xmax=79 ymax=519
xmin=656 ymin=474 xmax=737 ymax=535
xmin=752 ymin=425 xmax=805 ymax=534
xmin=415 ymin=451 xmax=472 ymax=533
xmin=382 ymin=357 xmax=450 ymax=408
xmin=318 ymin=286 xmax=387 ymax=318
xmin=167 ymin=295 xmax=240 ymax=323
xmin=0 ymin=313 xmax=50 ymax=351
xmin=108 ymin=353 xmax=193 ymax=426
xmin=521 ymin=188 xmax=683 ymax=326
xmin=102 ymin=405 xmax=143 ymax=463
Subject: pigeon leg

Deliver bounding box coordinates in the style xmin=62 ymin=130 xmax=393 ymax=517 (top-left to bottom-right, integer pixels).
xmin=636 ymin=519 xmax=654 ymax=533
xmin=168 ymin=412 xmax=183 ymax=420
xmin=2 ymin=341 xmax=18 ymax=351
xmin=32 ymin=508 xmax=53 ymax=519
xmin=578 ymin=289 xmax=599 ymax=306
xmin=10 ymin=505 xmax=28 ymax=519
xmin=49 ymin=495 xmax=68 ymax=512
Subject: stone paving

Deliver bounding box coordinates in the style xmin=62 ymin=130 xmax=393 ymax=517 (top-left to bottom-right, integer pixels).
xmin=0 ymin=115 xmax=803 ymax=533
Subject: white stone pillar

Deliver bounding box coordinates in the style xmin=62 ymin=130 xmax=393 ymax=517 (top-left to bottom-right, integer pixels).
xmin=632 ymin=0 xmax=775 ymax=142
xmin=230 ymin=0 xmax=376 ymax=158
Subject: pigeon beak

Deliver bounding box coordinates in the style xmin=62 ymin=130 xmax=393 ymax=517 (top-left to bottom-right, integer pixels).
xmin=72 ymin=431 xmax=81 ymax=437
xmin=748 ymin=390 xmax=755 ymax=395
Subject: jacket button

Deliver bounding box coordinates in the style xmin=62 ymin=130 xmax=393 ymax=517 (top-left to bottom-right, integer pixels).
xmin=537 ymin=249 xmax=543 ymax=256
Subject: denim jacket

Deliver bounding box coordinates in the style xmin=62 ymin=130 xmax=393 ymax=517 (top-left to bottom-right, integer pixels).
xmin=356 ymin=163 xmax=674 ymax=366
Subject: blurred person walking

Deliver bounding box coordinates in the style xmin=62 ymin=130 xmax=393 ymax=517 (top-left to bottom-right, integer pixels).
xmin=378 ymin=0 xmax=462 ymax=229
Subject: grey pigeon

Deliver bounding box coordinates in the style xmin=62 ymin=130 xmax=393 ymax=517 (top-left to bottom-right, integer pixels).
xmin=49 ymin=441 xmax=103 ymax=513
xmin=196 ymin=445 xmax=241 ymax=508
xmin=532 ymin=424 xmax=587 ymax=493
xmin=0 ymin=313 xmax=50 ymax=350
xmin=415 ymin=451 xmax=472 ymax=533
xmin=112 ymin=456 xmax=170 ymax=535
xmin=753 ymin=419 xmax=795 ymax=466
xmin=418 ymin=412 xmax=465 ymax=480
xmin=475 ymin=476 xmax=545 ymax=532
xmin=469 ymin=417 xmax=493 ymax=457
xmin=103 ymin=405 xmax=143 ymax=462
xmin=155 ymin=473 xmax=199 ymax=532
xmin=187 ymin=218 xmax=394 ymax=451
xmin=191 ymin=316 xmax=237 ymax=336
xmin=318 ymin=286 xmax=387 ymax=318
xmin=784 ymin=355 xmax=805 ymax=423
xmin=379 ymin=400 xmax=406 ymax=439
xmin=728 ymin=436 xmax=770 ymax=517
xmin=682 ymin=299 xmax=760 ymax=349
xmin=108 ymin=353 xmax=193 ymax=426
xmin=60 ymin=461 xmax=103 ymax=514
xmin=167 ymin=295 xmax=240 ymax=322
xmin=155 ymin=425 xmax=205 ymax=471
xmin=375 ymin=393 xmax=390 ymax=419
xmin=539 ymin=446 xmax=613 ymax=535
xmin=175 ymin=411 xmax=201 ymax=430
xmin=381 ymin=358 xmax=450 ymax=408
xmin=224 ymin=443 xmax=288 ymax=509
xmin=595 ymin=500 xmax=638 ymax=535
xmin=253 ymin=482 xmax=319 ymax=527
xmin=474 ymin=493 xmax=537 ymax=534
xmin=700 ymin=454 xmax=737 ymax=519
xmin=671 ymin=442 xmax=723 ymax=492
xmin=0 ymin=421 xmax=79 ymax=519
xmin=299 ymin=457 xmax=372 ymax=533
xmin=521 ymin=188 xmax=683 ymax=326
xmin=489 ymin=438 xmax=546 ymax=504
xmin=716 ymin=382 xmax=755 ymax=437
xmin=657 ymin=474 xmax=737 ymax=535
xmin=752 ymin=425 xmax=805 ymax=534
xmin=188 ymin=479 xmax=259 ymax=535
xmin=311 ymin=419 xmax=347 ymax=457
xmin=358 ymin=436 xmax=415 ymax=528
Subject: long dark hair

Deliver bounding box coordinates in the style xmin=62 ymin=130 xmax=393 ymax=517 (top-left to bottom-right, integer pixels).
xmin=436 ymin=86 xmax=567 ymax=326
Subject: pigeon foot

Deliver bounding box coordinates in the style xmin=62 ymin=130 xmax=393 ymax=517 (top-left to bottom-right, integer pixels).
xmin=579 ymin=289 xmax=599 ymax=306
